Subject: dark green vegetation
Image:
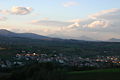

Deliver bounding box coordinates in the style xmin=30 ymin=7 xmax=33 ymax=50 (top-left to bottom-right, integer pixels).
xmin=0 ymin=63 xmax=120 ymax=80
xmin=67 ymin=68 xmax=120 ymax=80
xmin=0 ymin=36 xmax=120 ymax=58
xmin=0 ymin=63 xmax=66 ymax=80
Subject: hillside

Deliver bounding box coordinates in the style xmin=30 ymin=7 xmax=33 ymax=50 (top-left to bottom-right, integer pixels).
xmin=0 ymin=29 xmax=50 ymax=40
xmin=67 ymin=68 xmax=120 ymax=80
xmin=109 ymin=38 xmax=120 ymax=42
xmin=0 ymin=29 xmax=120 ymax=57
xmin=0 ymin=63 xmax=120 ymax=80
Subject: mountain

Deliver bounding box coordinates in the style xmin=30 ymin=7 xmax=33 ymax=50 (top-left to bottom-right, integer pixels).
xmin=0 ymin=29 xmax=50 ymax=40
xmin=48 ymin=33 xmax=95 ymax=41
xmin=78 ymin=36 xmax=95 ymax=41
xmin=0 ymin=29 xmax=18 ymax=37
xmin=1 ymin=29 xmax=120 ymax=57
xmin=109 ymin=38 xmax=120 ymax=42
xmin=0 ymin=29 xmax=96 ymax=42
xmin=19 ymin=33 xmax=50 ymax=39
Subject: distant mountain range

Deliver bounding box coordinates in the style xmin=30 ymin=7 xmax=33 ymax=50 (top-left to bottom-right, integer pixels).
xmin=78 ymin=36 xmax=95 ymax=41
xmin=0 ymin=29 xmax=95 ymax=41
xmin=0 ymin=29 xmax=120 ymax=42
xmin=108 ymin=38 xmax=120 ymax=42
xmin=0 ymin=29 xmax=50 ymax=40
xmin=48 ymin=33 xmax=96 ymax=41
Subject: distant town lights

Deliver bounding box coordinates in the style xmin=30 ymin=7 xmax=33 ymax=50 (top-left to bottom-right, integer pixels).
xmin=33 ymin=53 xmax=36 ymax=55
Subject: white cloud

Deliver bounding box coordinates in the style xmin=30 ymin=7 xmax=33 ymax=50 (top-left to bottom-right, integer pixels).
xmin=30 ymin=20 xmax=72 ymax=27
xmin=30 ymin=8 xmax=120 ymax=30
xmin=29 ymin=8 xmax=120 ymax=40
xmin=11 ymin=6 xmax=32 ymax=15
xmin=0 ymin=10 xmax=10 ymax=15
xmin=87 ymin=20 xmax=108 ymax=28
xmin=63 ymin=1 xmax=78 ymax=7
xmin=0 ymin=16 xmax=7 ymax=21
xmin=0 ymin=6 xmax=32 ymax=15
xmin=89 ymin=8 xmax=120 ymax=19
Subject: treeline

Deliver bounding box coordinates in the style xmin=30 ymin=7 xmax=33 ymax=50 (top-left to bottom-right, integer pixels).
xmin=0 ymin=37 xmax=120 ymax=57
xmin=0 ymin=62 xmax=120 ymax=80
xmin=0 ymin=62 xmax=66 ymax=80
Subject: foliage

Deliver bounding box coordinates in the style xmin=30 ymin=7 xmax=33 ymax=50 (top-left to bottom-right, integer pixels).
xmin=0 ymin=38 xmax=120 ymax=58
xmin=1 ymin=62 xmax=66 ymax=80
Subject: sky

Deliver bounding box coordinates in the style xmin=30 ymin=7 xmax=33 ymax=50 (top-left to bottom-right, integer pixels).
xmin=0 ymin=0 xmax=120 ymax=40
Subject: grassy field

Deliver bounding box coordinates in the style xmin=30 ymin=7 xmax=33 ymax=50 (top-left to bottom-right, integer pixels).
xmin=67 ymin=68 xmax=120 ymax=80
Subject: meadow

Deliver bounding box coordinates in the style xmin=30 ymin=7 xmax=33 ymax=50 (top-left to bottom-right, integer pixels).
xmin=67 ymin=68 xmax=120 ymax=80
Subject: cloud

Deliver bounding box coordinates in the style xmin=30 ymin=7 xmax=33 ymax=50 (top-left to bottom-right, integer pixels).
xmin=63 ymin=1 xmax=78 ymax=7
xmin=67 ymin=22 xmax=80 ymax=29
xmin=0 ymin=16 xmax=7 ymax=21
xmin=29 ymin=8 xmax=120 ymax=40
xmin=0 ymin=10 xmax=10 ymax=15
xmin=87 ymin=20 xmax=108 ymax=28
xmin=89 ymin=8 xmax=120 ymax=19
xmin=0 ymin=6 xmax=32 ymax=15
xmin=30 ymin=20 xmax=72 ymax=27
xmin=81 ymin=8 xmax=120 ymax=32
xmin=30 ymin=8 xmax=120 ymax=30
xmin=11 ymin=6 xmax=32 ymax=15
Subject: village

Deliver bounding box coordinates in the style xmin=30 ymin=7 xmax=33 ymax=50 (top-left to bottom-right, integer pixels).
xmin=0 ymin=52 xmax=120 ymax=69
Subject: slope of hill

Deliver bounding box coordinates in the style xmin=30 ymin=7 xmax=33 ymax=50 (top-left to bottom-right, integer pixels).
xmin=49 ymin=33 xmax=95 ymax=41
xmin=0 ymin=29 xmax=50 ymax=39
xmin=109 ymin=38 xmax=120 ymax=42
xmin=1 ymin=29 xmax=120 ymax=57
xmin=0 ymin=29 xmax=18 ymax=37
xmin=19 ymin=33 xmax=49 ymax=39
xmin=78 ymin=36 xmax=95 ymax=41
xmin=68 ymin=68 xmax=120 ymax=80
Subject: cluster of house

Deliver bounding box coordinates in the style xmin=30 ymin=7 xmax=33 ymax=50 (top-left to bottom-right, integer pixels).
xmin=0 ymin=59 xmax=24 ymax=68
xmin=92 ymin=56 xmax=120 ymax=64
xmin=0 ymin=53 xmax=120 ymax=68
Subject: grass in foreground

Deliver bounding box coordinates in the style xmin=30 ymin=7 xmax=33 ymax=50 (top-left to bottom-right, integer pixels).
xmin=67 ymin=68 xmax=120 ymax=80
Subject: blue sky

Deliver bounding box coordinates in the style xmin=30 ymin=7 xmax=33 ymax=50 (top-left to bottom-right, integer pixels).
xmin=0 ymin=0 xmax=120 ymax=40
xmin=1 ymin=0 xmax=120 ymax=20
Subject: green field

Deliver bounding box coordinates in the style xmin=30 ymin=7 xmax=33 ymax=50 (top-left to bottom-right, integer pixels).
xmin=67 ymin=69 xmax=120 ymax=80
